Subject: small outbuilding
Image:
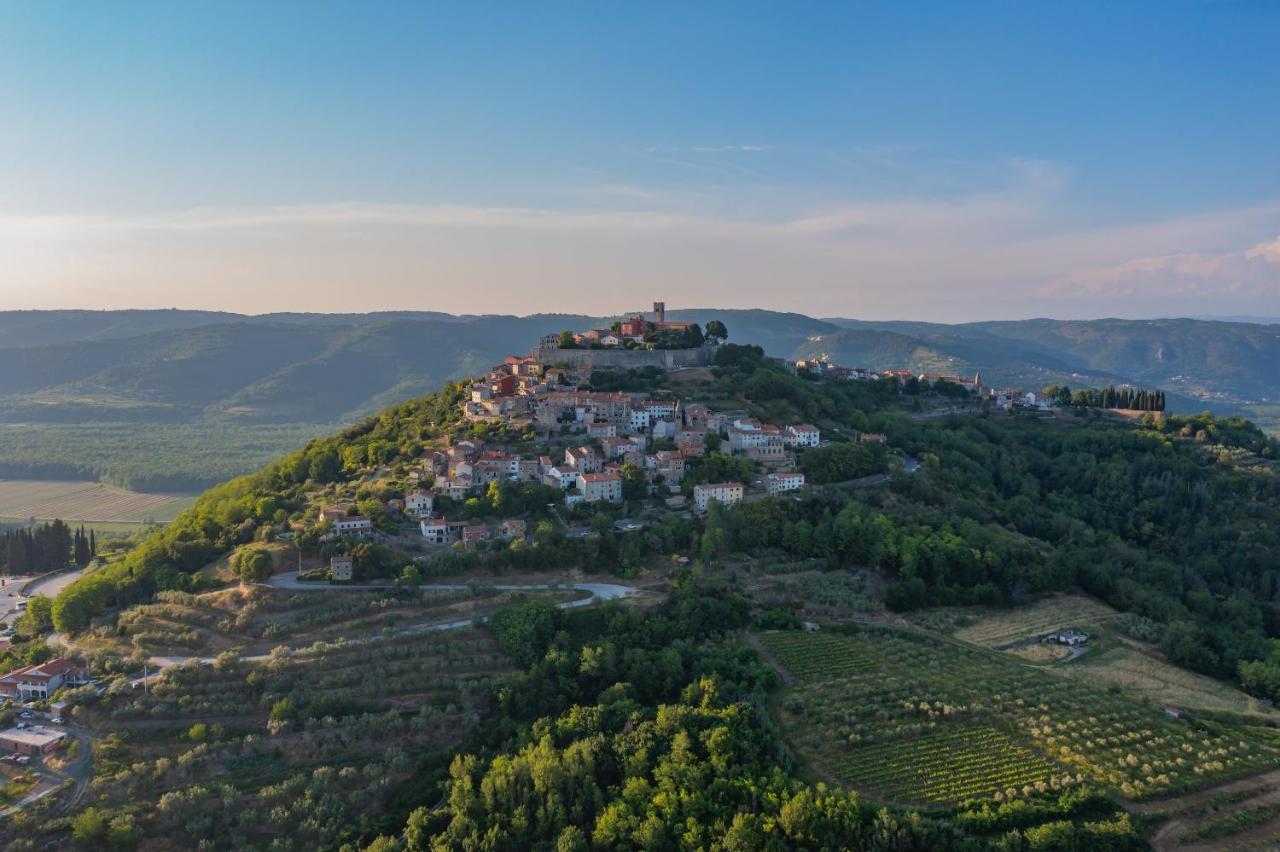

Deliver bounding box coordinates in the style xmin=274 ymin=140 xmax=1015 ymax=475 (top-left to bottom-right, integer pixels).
xmin=330 ymin=555 xmax=354 ymax=582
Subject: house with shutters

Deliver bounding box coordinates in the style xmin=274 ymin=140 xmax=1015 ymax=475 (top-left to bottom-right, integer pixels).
xmin=765 ymin=470 xmax=806 ymax=495
xmin=577 ymin=471 xmax=623 ymax=503
xmin=693 ymin=482 xmax=744 ymax=513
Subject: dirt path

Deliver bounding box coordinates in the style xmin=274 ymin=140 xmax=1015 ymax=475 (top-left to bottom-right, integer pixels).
xmin=745 ymin=632 xmax=794 ymax=686
xmin=1133 ymin=767 xmax=1280 ymax=850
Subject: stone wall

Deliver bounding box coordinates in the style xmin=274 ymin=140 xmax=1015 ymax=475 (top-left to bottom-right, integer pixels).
xmin=535 ymin=342 xmax=717 ymax=371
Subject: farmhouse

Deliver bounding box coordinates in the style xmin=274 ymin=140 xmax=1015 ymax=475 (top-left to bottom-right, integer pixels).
xmin=0 ymin=658 xmax=90 ymax=701
xmin=332 ymin=516 xmax=373 ymax=537
xmin=1051 ymin=628 xmax=1089 ymax=647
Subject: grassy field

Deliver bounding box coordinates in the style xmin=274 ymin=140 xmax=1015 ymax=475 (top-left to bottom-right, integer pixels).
xmin=913 ymin=593 xmax=1280 ymax=721
xmin=0 ymin=479 xmax=196 ymax=525
xmin=1059 ymin=644 xmax=1280 ymax=721
xmin=762 ymin=627 xmax=1278 ymax=805
xmin=946 ymin=594 xmax=1123 ymax=647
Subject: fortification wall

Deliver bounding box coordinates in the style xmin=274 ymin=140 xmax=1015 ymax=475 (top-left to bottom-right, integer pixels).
xmin=534 ymin=342 xmax=717 ymax=370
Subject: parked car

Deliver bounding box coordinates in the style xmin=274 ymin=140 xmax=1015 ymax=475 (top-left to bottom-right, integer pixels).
xmin=15 ymin=722 xmax=26 ymax=729
xmin=19 ymin=711 xmax=32 ymax=719
xmin=50 ymin=717 xmax=62 ymax=725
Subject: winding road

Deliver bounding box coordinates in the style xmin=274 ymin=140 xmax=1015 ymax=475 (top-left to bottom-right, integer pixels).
xmin=24 ymin=567 xmax=89 ymax=600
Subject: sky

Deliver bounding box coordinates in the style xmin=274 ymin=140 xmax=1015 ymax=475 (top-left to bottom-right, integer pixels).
xmin=1 ymin=1 xmax=1278 ymax=322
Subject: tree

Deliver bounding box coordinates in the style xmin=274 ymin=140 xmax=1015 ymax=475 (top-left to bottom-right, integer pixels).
xmin=234 ymin=547 xmax=273 ymax=584
xmin=556 ymin=330 xmax=578 ymax=349
xmin=704 ymin=319 xmax=728 ymax=344
xmin=14 ymin=595 xmax=53 ymax=637
xmin=620 ymin=463 xmax=648 ymax=502
xmin=72 ymin=807 xmax=109 ymax=845
xmin=308 ymin=449 xmax=342 ymax=483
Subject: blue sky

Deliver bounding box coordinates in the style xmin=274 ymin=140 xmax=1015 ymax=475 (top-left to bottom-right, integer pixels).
xmin=1 ymin=1 xmax=1278 ymax=320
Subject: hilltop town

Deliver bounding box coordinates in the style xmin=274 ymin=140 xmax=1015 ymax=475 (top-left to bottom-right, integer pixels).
xmin=295 ymin=302 xmax=1089 ymax=575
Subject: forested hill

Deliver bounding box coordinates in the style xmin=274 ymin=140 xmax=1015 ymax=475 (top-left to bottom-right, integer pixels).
xmin=810 ymin=317 xmax=1280 ymax=424
xmin=3 ymin=309 xmax=1277 ymax=428
xmin=37 ymin=341 xmax=1280 ymax=849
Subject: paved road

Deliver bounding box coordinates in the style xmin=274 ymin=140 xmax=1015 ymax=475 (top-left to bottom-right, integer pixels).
xmin=24 ymin=567 xmax=88 ymax=600
xmin=1 ymin=568 xmax=87 ymax=627
xmin=0 ymin=574 xmax=39 ymax=626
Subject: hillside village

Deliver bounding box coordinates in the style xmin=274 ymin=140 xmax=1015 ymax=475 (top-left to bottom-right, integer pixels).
xmin=300 ymin=303 xmax=1070 ymax=578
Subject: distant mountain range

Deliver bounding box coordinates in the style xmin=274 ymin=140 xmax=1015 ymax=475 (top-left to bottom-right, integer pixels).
xmin=1 ymin=309 xmax=1277 ymax=430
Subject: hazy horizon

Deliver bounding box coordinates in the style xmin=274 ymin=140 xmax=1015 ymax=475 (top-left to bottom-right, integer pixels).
xmin=3 ymin=304 xmax=1280 ymax=327
xmin=2 ymin=2 xmax=1278 ymax=322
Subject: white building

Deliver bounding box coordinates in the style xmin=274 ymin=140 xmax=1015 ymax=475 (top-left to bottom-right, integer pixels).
xmin=630 ymin=409 xmax=652 ymax=432
xmin=785 ymin=424 xmax=820 ymax=448
xmin=693 ymin=481 xmax=744 ymax=513
xmin=728 ymin=426 xmax=771 ymax=453
xmin=332 ymin=516 xmax=373 ymax=536
xmin=542 ymin=466 xmax=577 ymax=490
xmin=405 ymin=490 xmax=434 ymax=517
xmin=577 ymin=471 xmax=623 ymax=503
xmin=644 ymin=400 xmax=677 ymax=419
xmin=765 ymin=470 xmax=806 ymax=495
xmin=420 ymin=518 xmax=467 ymax=545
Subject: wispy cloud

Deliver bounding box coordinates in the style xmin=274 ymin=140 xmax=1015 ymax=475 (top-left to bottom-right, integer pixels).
xmin=2 ymin=162 xmax=1277 ymax=320
xmin=1044 ymin=232 xmax=1280 ymax=301
xmin=688 ymin=144 xmax=771 ymax=153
